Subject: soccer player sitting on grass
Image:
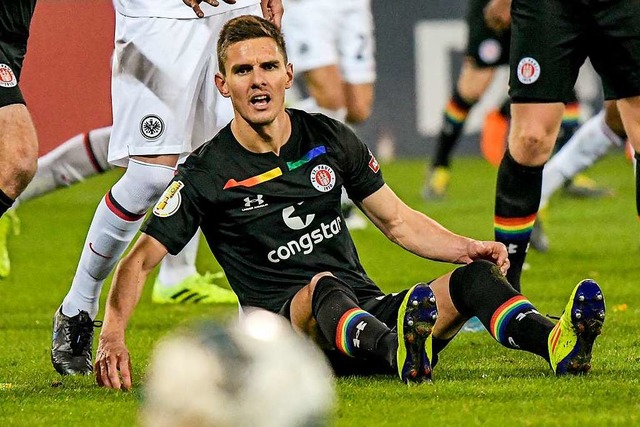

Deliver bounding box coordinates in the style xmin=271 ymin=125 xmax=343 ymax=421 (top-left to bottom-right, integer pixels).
xmin=94 ymin=15 xmax=606 ymax=389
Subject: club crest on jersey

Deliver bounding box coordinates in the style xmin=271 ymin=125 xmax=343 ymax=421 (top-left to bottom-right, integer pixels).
xmin=368 ymin=149 xmax=380 ymax=173
xmin=140 ymin=114 xmax=165 ymax=140
xmin=0 ymin=64 xmax=17 ymax=88
xmin=517 ymin=57 xmax=540 ymax=85
xmin=153 ymin=181 xmax=183 ymax=218
xmin=310 ymin=164 xmax=336 ymax=192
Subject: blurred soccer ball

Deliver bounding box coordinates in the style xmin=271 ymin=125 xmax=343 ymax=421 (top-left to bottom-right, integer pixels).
xmin=141 ymin=309 xmax=335 ymax=427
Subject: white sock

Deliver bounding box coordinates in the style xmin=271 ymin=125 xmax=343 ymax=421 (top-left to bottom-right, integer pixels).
xmin=291 ymin=97 xmax=347 ymax=123
xmin=17 ymin=126 xmax=113 ymax=204
xmin=61 ymin=160 xmax=175 ymax=319
xmin=62 ymin=196 xmax=144 ymax=319
xmin=156 ymin=232 xmax=200 ymax=287
xmin=540 ymin=111 xmax=623 ymax=208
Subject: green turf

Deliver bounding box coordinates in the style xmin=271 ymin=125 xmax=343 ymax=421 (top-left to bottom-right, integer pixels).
xmin=1 ymin=154 xmax=639 ymax=426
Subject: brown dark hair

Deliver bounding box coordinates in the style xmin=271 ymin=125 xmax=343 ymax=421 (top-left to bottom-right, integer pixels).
xmin=217 ymin=15 xmax=288 ymax=76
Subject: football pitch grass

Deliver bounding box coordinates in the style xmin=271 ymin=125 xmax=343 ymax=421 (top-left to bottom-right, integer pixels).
xmin=1 ymin=154 xmax=639 ymax=426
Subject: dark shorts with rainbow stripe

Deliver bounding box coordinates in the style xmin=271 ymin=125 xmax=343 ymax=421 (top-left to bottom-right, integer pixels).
xmin=466 ymin=0 xmax=511 ymax=68
xmin=509 ymin=0 xmax=640 ymax=103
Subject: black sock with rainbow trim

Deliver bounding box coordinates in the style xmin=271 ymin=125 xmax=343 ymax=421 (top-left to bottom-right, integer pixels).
xmin=555 ymin=101 xmax=580 ymax=151
xmin=312 ymin=276 xmax=395 ymax=367
xmin=494 ymin=149 xmax=544 ymax=291
xmin=432 ymin=89 xmax=476 ymax=168
xmin=449 ymin=261 xmax=554 ymax=360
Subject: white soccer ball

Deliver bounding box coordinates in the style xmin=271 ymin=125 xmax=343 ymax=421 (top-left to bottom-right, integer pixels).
xmin=141 ymin=309 xmax=335 ymax=427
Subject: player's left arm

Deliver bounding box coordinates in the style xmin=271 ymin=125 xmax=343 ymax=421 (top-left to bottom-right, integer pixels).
xmin=359 ymin=185 xmax=509 ymax=273
xmin=94 ymin=234 xmax=169 ymax=391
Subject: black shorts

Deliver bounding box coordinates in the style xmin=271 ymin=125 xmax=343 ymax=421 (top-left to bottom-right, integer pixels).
xmin=509 ymin=0 xmax=640 ymax=103
xmin=0 ymin=0 xmax=37 ymax=107
xmin=466 ymin=0 xmax=511 ymax=67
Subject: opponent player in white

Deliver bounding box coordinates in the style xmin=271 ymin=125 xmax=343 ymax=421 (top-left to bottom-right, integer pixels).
xmin=51 ymin=0 xmax=284 ymax=376
xmin=282 ymin=0 xmax=376 ymax=229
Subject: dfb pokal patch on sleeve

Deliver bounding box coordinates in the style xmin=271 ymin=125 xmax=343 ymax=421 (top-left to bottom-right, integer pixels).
xmin=153 ymin=181 xmax=184 ymax=217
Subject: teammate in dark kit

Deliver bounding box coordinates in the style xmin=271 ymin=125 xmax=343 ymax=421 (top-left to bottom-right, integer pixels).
xmin=0 ymin=0 xmax=39 ymax=218
xmin=487 ymin=0 xmax=640 ymax=291
xmin=93 ymin=15 xmax=606 ymax=390
xmin=424 ymin=0 xmax=585 ymax=201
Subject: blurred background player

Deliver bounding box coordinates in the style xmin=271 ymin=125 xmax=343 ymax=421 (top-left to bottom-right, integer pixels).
xmin=0 ymin=1 xmax=39 ymax=219
xmin=142 ymin=310 xmax=334 ymax=427
xmin=0 ymin=126 xmax=235 ymax=306
xmin=423 ymin=0 xmax=603 ymax=201
xmin=51 ymin=0 xmax=283 ymax=376
xmin=489 ymin=0 xmax=640 ymax=291
xmin=281 ymin=0 xmax=376 ymax=229
xmin=530 ymin=102 xmax=627 ymax=252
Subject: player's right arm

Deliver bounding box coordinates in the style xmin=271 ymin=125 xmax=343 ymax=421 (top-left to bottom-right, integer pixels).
xmin=94 ymin=234 xmax=169 ymax=391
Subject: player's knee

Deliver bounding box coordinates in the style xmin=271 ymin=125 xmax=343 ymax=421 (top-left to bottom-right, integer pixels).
xmin=12 ymin=147 xmax=38 ymax=192
xmin=110 ymin=160 xmax=176 ymax=215
xmin=310 ymin=273 xmax=357 ymax=317
xmin=346 ymin=103 xmax=372 ymax=124
xmin=510 ymin=130 xmax=555 ymax=165
xmin=308 ymin=272 xmax=337 ymax=295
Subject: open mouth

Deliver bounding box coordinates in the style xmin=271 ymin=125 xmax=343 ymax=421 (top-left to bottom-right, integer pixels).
xmin=251 ymin=94 xmax=271 ymax=107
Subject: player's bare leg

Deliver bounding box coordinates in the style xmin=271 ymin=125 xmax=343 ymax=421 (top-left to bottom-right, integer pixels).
xmin=494 ymin=102 xmax=563 ymax=290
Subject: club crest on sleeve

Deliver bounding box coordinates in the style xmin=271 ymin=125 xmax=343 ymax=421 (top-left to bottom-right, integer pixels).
xmin=368 ymin=149 xmax=380 ymax=173
xmin=0 ymin=64 xmax=17 ymax=88
xmin=140 ymin=114 xmax=165 ymax=140
xmin=153 ymin=181 xmax=184 ymax=218
xmin=310 ymin=164 xmax=336 ymax=192
xmin=517 ymin=57 xmax=541 ymax=85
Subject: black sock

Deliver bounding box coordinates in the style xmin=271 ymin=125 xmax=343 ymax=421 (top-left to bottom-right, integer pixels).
xmin=449 ymin=261 xmax=554 ymax=360
xmin=494 ymin=150 xmax=544 ymax=291
xmin=0 ymin=189 xmax=14 ymax=218
xmin=498 ymin=98 xmax=511 ymax=119
xmin=432 ymin=90 xmax=476 ymax=168
xmin=312 ymin=276 xmax=395 ymax=367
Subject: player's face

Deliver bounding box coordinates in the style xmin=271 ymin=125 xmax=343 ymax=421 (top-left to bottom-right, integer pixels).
xmin=216 ymin=37 xmax=293 ymax=127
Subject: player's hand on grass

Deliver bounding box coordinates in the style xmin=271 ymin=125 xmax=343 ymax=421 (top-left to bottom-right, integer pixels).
xmin=464 ymin=240 xmax=510 ymax=276
xmin=183 ymin=0 xmax=237 ymax=18
xmin=484 ymin=0 xmax=511 ymax=33
xmin=95 ymin=334 xmax=133 ymax=391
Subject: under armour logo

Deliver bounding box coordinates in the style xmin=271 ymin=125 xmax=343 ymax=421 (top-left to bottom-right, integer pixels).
xmin=244 ymin=195 xmax=264 ymax=207
xmin=507 ymin=243 xmax=518 ymax=254
xmin=352 ymin=321 xmax=368 ymax=349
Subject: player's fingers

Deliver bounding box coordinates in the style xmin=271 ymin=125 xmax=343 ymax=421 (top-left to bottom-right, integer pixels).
xmin=97 ymin=356 xmax=113 ymax=388
xmin=94 ymin=357 xmax=105 ymax=387
xmin=119 ymin=355 xmax=133 ymax=391
xmin=106 ymin=355 xmax=122 ymax=390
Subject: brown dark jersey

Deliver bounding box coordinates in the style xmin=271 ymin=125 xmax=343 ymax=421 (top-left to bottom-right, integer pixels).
xmin=143 ymin=109 xmax=386 ymax=312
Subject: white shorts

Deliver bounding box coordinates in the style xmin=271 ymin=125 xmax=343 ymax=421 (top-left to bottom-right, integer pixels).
xmin=282 ymin=0 xmax=376 ymax=85
xmin=109 ymin=4 xmax=261 ymax=167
